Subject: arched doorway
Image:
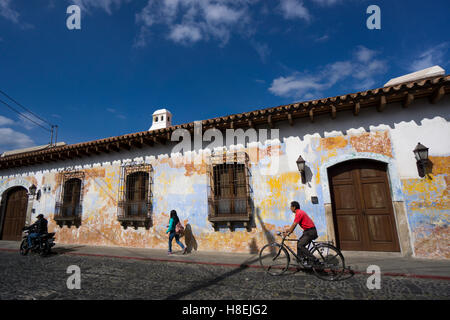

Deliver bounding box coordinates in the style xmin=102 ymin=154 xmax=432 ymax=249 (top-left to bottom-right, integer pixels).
xmin=328 ymin=159 xmax=400 ymax=252
xmin=0 ymin=187 xmax=28 ymax=241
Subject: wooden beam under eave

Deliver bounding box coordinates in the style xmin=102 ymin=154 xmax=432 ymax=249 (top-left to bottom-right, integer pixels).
xmin=377 ymin=95 xmax=387 ymax=112
xmin=267 ymin=115 xmax=273 ymax=128
xmin=287 ymin=113 xmax=293 ymax=126
xmin=119 ymin=141 xmax=131 ymax=151
xmin=330 ymin=105 xmax=337 ymax=119
xmin=309 ymin=108 xmax=315 ymax=123
xmin=403 ymin=93 xmax=414 ymax=108
xmin=353 ymin=102 xmax=360 ymax=116
xmin=430 ymin=86 xmax=445 ymax=104
xmin=131 ymin=138 xmax=143 ymax=149
xmin=111 ymin=142 xmax=120 ymax=152
xmin=143 ymin=138 xmax=154 ymax=147
xmin=155 ymin=136 xmax=167 ymax=145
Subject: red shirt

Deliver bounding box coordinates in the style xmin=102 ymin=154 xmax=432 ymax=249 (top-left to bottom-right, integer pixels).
xmin=294 ymin=209 xmax=315 ymax=230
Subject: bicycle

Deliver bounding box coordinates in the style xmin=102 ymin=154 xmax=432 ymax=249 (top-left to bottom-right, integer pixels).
xmin=259 ymin=231 xmax=346 ymax=281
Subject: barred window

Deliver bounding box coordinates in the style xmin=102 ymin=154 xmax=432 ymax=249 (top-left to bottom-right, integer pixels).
xmin=207 ymin=151 xmax=252 ymax=231
xmin=125 ymin=171 xmax=149 ymax=216
xmin=55 ymin=171 xmax=84 ymax=228
xmin=213 ymin=163 xmax=248 ymax=215
xmin=118 ymin=163 xmax=153 ymax=229
xmin=62 ymin=178 xmax=82 ymax=217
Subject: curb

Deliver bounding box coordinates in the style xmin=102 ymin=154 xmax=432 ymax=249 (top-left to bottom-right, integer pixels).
xmin=2 ymin=247 xmax=450 ymax=281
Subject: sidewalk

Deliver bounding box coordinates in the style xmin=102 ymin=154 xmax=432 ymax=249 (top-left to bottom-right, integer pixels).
xmin=1 ymin=240 xmax=449 ymax=280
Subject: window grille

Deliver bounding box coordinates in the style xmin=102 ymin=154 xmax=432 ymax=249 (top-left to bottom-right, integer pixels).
xmin=55 ymin=171 xmax=84 ymax=228
xmin=207 ymin=150 xmax=252 ymax=231
xmin=118 ymin=163 xmax=153 ymax=229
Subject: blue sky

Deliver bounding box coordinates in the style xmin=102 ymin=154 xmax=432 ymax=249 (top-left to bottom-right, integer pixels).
xmin=0 ymin=0 xmax=449 ymax=153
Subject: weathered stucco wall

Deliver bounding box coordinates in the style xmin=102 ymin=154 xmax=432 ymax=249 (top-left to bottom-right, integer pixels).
xmin=1 ymin=97 xmax=449 ymax=258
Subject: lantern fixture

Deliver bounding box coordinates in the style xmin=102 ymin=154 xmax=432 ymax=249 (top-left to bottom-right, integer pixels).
xmin=413 ymin=143 xmax=430 ymax=177
xmin=28 ymin=185 xmax=37 ymax=199
xmin=296 ymin=155 xmax=305 ymax=172
xmin=413 ymin=143 xmax=429 ymax=162
xmin=296 ymin=155 xmax=306 ymax=183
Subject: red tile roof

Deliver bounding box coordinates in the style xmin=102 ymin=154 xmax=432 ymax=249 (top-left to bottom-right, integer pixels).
xmin=1 ymin=75 xmax=449 ymax=169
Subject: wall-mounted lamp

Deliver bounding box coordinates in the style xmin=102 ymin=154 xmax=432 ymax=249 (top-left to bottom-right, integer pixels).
xmin=28 ymin=185 xmax=37 ymax=199
xmin=413 ymin=142 xmax=430 ymax=177
xmin=296 ymin=155 xmax=306 ymax=183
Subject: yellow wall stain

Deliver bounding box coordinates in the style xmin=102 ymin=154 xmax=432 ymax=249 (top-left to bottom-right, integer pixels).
xmin=429 ymin=156 xmax=450 ymax=175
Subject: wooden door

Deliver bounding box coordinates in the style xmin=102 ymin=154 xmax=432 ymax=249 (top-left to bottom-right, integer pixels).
xmin=329 ymin=160 xmax=400 ymax=252
xmin=1 ymin=188 xmax=28 ymax=241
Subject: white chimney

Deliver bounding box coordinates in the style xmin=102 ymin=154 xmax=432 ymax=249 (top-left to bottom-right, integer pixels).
xmin=149 ymin=109 xmax=172 ymax=131
xmin=384 ymin=65 xmax=445 ymax=87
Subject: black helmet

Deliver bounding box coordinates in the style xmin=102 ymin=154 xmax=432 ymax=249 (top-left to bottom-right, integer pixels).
xmin=37 ymin=214 xmax=44 ymax=219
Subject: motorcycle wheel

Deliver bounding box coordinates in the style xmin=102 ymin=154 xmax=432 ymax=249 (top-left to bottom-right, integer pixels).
xmin=20 ymin=239 xmax=29 ymax=256
xmin=40 ymin=242 xmax=51 ymax=256
xmin=39 ymin=242 xmax=46 ymax=256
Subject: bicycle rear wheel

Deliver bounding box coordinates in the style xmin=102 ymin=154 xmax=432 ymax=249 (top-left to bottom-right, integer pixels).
xmin=310 ymin=243 xmax=345 ymax=281
xmin=259 ymin=243 xmax=290 ymax=276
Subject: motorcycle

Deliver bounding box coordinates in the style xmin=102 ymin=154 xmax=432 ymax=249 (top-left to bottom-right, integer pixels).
xmin=20 ymin=225 xmax=56 ymax=256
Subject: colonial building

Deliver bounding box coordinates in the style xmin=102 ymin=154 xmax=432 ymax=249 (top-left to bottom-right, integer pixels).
xmin=1 ymin=67 xmax=449 ymax=259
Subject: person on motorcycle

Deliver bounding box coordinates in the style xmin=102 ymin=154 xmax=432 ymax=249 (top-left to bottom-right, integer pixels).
xmin=27 ymin=214 xmax=48 ymax=249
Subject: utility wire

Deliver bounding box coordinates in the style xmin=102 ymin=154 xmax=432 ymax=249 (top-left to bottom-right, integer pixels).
xmin=0 ymin=98 xmax=52 ymax=132
xmin=0 ymin=89 xmax=53 ymax=126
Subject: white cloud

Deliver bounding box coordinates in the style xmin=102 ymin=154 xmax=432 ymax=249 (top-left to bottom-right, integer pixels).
xmin=279 ymin=0 xmax=311 ymax=21
xmin=70 ymin=0 xmax=130 ymax=15
xmin=0 ymin=127 xmax=34 ymax=153
xmin=311 ymin=0 xmax=342 ymax=6
xmin=0 ymin=0 xmax=20 ymax=23
xmin=269 ymin=45 xmax=387 ymax=99
xmin=135 ymin=0 xmax=256 ymax=47
xmin=251 ymin=40 xmax=271 ymax=63
xmin=169 ymin=24 xmax=203 ymax=43
xmin=355 ymin=45 xmax=377 ymax=63
xmin=315 ymin=34 xmax=329 ymax=42
xmin=106 ymin=108 xmax=127 ymax=120
xmin=409 ymin=42 xmax=449 ymax=72
xmin=0 ymin=115 xmax=14 ymax=126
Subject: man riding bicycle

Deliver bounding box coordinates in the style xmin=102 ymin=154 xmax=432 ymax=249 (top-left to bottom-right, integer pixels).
xmin=283 ymin=201 xmax=319 ymax=267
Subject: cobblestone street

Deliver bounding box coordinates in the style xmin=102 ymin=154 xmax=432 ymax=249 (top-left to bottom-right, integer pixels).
xmin=0 ymin=251 xmax=449 ymax=300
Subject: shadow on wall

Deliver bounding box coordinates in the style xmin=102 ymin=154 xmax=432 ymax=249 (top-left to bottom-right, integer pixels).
xmin=249 ymin=238 xmax=258 ymax=254
xmin=184 ymin=224 xmax=198 ymax=253
xmin=253 ymin=207 xmax=277 ymax=255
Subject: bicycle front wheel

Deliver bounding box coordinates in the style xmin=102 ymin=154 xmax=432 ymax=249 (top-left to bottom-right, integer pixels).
xmin=310 ymin=243 xmax=345 ymax=281
xmin=259 ymin=243 xmax=290 ymax=276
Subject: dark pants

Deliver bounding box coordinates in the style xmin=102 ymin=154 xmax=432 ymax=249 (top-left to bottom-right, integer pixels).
xmin=297 ymin=227 xmax=318 ymax=261
xmin=168 ymin=231 xmax=185 ymax=252
xmin=27 ymin=233 xmax=40 ymax=247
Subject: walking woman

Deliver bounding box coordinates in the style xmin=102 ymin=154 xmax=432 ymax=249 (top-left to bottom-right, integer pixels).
xmin=166 ymin=210 xmax=187 ymax=255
